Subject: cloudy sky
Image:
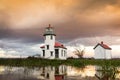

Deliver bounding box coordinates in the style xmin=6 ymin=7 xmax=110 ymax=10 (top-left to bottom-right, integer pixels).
xmin=0 ymin=0 xmax=120 ymax=58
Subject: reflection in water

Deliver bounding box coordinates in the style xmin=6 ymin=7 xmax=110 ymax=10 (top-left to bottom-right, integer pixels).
xmin=67 ymin=65 xmax=95 ymax=77
xmin=0 ymin=65 xmax=119 ymax=80
xmin=0 ymin=65 xmax=67 ymax=80
xmin=95 ymin=65 xmax=120 ymax=80
xmin=40 ymin=66 xmax=67 ymax=80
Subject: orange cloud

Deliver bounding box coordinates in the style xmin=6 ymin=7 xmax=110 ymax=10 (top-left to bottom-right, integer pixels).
xmin=0 ymin=0 xmax=80 ymax=29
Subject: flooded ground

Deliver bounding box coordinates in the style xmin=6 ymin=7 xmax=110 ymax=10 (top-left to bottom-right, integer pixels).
xmin=0 ymin=65 xmax=119 ymax=80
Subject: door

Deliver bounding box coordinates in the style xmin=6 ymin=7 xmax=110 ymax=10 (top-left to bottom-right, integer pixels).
xmin=55 ymin=49 xmax=59 ymax=58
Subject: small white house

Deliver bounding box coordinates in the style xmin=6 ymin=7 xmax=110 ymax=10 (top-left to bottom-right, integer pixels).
xmin=93 ymin=41 xmax=112 ymax=59
xmin=40 ymin=24 xmax=67 ymax=60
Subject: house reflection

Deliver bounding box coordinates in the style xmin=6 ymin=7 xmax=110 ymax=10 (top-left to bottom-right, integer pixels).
xmin=40 ymin=65 xmax=67 ymax=80
xmin=95 ymin=65 xmax=119 ymax=80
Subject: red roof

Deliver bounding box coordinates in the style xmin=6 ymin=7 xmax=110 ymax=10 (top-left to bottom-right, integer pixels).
xmin=94 ymin=41 xmax=112 ymax=50
xmin=40 ymin=41 xmax=67 ymax=49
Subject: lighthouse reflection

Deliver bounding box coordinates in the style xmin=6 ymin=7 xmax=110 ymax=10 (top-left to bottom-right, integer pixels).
xmin=40 ymin=65 xmax=67 ymax=80
xmin=0 ymin=65 xmax=67 ymax=80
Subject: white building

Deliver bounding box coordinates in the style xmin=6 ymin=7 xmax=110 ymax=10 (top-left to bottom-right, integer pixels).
xmin=93 ymin=41 xmax=112 ymax=59
xmin=40 ymin=24 xmax=67 ymax=60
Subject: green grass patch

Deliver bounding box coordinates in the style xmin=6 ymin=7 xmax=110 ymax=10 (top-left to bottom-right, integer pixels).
xmin=0 ymin=58 xmax=120 ymax=67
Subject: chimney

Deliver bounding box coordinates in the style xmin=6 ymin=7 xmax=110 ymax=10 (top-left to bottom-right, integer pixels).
xmin=101 ymin=41 xmax=103 ymax=44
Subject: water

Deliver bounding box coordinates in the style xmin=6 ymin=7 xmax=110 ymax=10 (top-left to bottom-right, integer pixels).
xmin=0 ymin=65 xmax=119 ymax=80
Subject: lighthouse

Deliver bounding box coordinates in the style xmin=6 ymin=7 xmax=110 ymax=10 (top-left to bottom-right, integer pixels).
xmin=43 ymin=24 xmax=56 ymax=59
xmin=40 ymin=24 xmax=67 ymax=60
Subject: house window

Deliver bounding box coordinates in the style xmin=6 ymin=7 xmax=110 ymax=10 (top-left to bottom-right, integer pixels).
xmin=47 ymin=45 xmax=49 ymax=50
xmin=64 ymin=50 xmax=66 ymax=57
xmin=51 ymin=51 xmax=53 ymax=56
xmin=55 ymin=49 xmax=59 ymax=58
xmin=43 ymin=50 xmax=45 ymax=57
xmin=61 ymin=50 xmax=63 ymax=57
xmin=51 ymin=35 xmax=53 ymax=40
xmin=64 ymin=53 xmax=66 ymax=57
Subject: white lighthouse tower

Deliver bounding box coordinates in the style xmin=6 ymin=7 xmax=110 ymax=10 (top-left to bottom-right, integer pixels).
xmin=43 ymin=24 xmax=56 ymax=59
xmin=40 ymin=24 xmax=67 ymax=60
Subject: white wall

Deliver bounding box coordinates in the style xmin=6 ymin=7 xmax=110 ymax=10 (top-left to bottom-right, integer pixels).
xmin=44 ymin=35 xmax=55 ymax=59
xmin=94 ymin=45 xmax=111 ymax=59
xmin=105 ymin=50 xmax=111 ymax=59
xmin=55 ymin=48 xmax=67 ymax=60
xmin=41 ymin=47 xmax=67 ymax=60
xmin=45 ymin=35 xmax=55 ymax=51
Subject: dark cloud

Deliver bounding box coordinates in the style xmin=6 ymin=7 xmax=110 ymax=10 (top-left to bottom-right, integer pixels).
xmin=0 ymin=39 xmax=41 ymax=57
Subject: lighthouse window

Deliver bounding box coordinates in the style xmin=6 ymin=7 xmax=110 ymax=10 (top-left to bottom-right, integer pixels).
xmin=51 ymin=51 xmax=53 ymax=56
xmin=51 ymin=35 xmax=53 ymax=40
xmin=47 ymin=45 xmax=49 ymax=50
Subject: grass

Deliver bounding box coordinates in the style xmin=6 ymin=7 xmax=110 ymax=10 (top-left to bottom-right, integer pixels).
xmin=0 ymin=58 xmax=84 ymax=67
xmin=0 ymin=58 xmax=120 ymax=67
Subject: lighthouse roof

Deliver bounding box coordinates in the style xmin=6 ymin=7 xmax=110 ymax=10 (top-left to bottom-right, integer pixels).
xmin=40 ymin=41 xmax=67 ymax=49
